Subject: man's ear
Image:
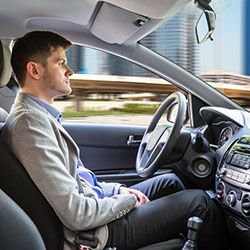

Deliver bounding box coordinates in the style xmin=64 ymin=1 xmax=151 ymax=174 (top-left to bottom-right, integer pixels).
xmin=26 ymin=62 xmax=42 ymax=80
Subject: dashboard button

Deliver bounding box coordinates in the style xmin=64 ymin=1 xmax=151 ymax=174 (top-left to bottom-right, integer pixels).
xmin=242 ymin=156 xmax=248 ymax=161
xmin=236 ymin=155 xmax=242 ymax=160
xmin=235 ymin=160 xmax=240 ymax=166
xmin=239 ymin=162 xmax=245 ymax=167
xmin=232 ymin=172 xmax=239 ymax=179
xmin=243 ymin=163 xmax=250 ymax=169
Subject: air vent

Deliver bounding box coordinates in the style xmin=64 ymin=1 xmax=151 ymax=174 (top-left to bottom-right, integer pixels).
xmin=242 ymin=195 xmax=250 ymax=216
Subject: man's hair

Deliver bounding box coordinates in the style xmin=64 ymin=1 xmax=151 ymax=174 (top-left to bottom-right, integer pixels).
xmin=11 ymin=31 xmax=72 ymax=87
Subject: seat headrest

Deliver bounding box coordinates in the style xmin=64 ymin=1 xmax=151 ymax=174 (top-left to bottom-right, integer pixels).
xmin=0 ymin=41 xmax=12 ymax=88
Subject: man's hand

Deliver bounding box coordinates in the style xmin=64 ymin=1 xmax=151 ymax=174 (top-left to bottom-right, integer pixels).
xmin=118 ymin=186 xmax=150 ymax=207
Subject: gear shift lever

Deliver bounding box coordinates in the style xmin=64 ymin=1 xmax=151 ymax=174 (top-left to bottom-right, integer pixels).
xmin=181 ymin=216 xmax=203 ymax=250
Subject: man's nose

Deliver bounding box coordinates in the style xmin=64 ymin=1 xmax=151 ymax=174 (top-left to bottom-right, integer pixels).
xmin=65 ymin=65 xmax=74 ymax=76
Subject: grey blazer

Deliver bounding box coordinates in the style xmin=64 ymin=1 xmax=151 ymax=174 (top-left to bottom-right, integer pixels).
xmin=2 ymin=92 xmax=137 ymax=250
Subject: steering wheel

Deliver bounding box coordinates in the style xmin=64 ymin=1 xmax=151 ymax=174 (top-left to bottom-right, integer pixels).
xmin=136 ymin=92 xmax=187 ymax=178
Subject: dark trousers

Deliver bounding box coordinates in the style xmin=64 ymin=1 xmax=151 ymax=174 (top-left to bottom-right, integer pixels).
xmin=105 ymin=173 xmax=230 ymax=250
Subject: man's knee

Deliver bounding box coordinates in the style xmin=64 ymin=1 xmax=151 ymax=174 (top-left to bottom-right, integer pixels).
xmin=181 ymin=189 xmax=211 ymax=219
xmin=145 ymin=173 xmax=186 ymax=200
xmin=160 ymin=173 xmax=185 ymax=191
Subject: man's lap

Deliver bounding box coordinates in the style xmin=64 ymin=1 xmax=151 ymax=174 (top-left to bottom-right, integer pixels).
xmin=105 ymin=174 xmax=230 ymax=250
xmin=106 ymin=189 xmax=210 ymax=249
xmin=129 ymin=173 xmax=185 ymax=200
xmin=105 ymin=173 xmax=187 ymax=249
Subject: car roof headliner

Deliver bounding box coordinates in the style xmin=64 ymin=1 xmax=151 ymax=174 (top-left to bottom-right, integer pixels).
xmin=0 ymin=0 xmax=191 ymax=46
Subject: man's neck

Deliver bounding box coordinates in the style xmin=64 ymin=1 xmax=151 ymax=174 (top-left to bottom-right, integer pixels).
xmin=20 ymin=88 xmax=54 ymax=105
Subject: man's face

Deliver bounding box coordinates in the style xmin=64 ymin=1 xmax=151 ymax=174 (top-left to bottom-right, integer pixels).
xmin=42 ymin=46 xmax=73 ymax=100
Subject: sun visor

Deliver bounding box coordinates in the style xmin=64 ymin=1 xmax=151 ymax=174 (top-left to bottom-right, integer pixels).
xmin=90 ymin=2 xmax=150 ymax=44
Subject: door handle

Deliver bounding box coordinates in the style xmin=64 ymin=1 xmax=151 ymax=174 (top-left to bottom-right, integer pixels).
xmin=127 ymin=135 xmax=141 ymax=147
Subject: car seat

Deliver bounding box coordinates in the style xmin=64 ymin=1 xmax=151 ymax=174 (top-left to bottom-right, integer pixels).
xmin=0 ymin=188 xmax=46 ymax=250
xmin=0 ymin=40 xmax=11 ymax=87
xmin=0 ymin=40 xmax=185 ymax=250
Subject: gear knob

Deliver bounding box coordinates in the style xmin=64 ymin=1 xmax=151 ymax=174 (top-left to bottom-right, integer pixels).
xmin=181 ymin=216 xmax=203 ymax=250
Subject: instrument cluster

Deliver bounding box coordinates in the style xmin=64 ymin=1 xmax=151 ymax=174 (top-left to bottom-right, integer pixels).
xmin=212 ymin=120 xmax=239 ymax=148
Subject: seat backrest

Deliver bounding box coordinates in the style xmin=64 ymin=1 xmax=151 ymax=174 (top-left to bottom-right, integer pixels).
xmin=0 ymin=188 xmax=46 ymax=250
xmin=0 ymin=41 xmax=12 ymax=87
xmin=0 ymin=136 xmax=64 ymax=250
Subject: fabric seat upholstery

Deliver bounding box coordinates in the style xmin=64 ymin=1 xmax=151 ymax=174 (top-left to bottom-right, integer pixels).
xmin=0 ymin=135 xmax=64 ymax=250
xmin=0 ymin=188 xmax=46 ymax=250
xmin=0 ymin=41 xmax=12 ymax=87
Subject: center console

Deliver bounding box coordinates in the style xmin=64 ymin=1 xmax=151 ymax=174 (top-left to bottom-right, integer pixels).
xmin=215 ymin=137 xmax=250 ymax=248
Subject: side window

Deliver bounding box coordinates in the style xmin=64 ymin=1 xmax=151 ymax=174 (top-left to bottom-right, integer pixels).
xmin=52 ymin=46 xmax=180 ymax=125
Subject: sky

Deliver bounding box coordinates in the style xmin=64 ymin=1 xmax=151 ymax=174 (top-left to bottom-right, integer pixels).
xmin=199 ymin=0 xmax=243 ymax=74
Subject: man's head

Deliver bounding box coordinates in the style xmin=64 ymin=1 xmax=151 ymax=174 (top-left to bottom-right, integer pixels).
xmin=11 ymin=31 xmax=72 ymax=88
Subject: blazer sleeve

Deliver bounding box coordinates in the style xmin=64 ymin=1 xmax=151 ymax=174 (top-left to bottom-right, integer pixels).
xmin=7 ymin=111 xmax=137 ymax=231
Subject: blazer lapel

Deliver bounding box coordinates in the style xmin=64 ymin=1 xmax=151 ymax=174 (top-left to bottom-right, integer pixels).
xmin=15 ymin=93 xmax=80 ymax=157
xmin=56 ymin=122 xmax=80 ymax=156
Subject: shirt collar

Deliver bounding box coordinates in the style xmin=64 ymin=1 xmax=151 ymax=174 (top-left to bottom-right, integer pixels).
xmin=23 ymin=93 xmax=62 ymax=122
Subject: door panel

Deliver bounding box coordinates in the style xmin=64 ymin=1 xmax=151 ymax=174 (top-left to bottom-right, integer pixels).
xmin=63 ymin=122 xmax=146 ymax=185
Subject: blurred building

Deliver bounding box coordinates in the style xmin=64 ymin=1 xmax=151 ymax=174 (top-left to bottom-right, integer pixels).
xmin=67 ymin=3 xmax=199 ymax=76
xmin=200 ymin=72 xmax=250 ymax=85
xmin=66 ymin=45 xmax=82 ymax=74
xmin=142 ymin=3 xmax=199 ymax=75
xmin=200 ymin=72 xmax=250 ymax=102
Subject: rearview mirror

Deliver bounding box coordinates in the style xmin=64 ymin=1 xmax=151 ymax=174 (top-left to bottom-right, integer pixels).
xmin=195 ymin=10 xmax=216 ymax=44
xmin=194 ymin=0 xmax=216 ymax=44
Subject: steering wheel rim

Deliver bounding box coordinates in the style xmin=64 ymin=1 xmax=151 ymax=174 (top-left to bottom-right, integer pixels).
xmin=136 ymin=92 xmax=187 ymax=178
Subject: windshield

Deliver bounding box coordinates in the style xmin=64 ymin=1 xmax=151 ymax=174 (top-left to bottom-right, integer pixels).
xmin=140 ymin=0 xmax=246 ymax=100
xmin=141 ymin=0 xmax=242 ymax=75
xmin=62 ymin=0 xmax=245 ymax=125
xmin=200 ymin=0 xmax=242 ymax=75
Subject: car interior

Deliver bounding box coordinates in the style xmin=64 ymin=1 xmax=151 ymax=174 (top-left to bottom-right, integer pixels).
xmin=0 ymin=40 xmax=187 ymax=249
xmin=0 ymin=0 xmax=249 ymax=249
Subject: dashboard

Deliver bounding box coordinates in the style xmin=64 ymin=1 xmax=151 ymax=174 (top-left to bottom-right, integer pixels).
xmin=199 ymin=106 xmax=250 ymax=249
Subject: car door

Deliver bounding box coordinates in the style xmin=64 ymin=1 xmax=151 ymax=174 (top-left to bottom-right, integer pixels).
xmin=63 ymin=122 xmax=147 ymax=186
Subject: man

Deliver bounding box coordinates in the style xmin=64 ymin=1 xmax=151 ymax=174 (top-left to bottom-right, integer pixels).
xmin=2 ymin=31 xmax=230 ymax=250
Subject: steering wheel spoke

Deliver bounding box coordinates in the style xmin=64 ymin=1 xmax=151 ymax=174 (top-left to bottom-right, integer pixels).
xmin=138 ymin=143 xmax=164 ymax=172
xmin=136 ymin=92 xmax=187 ymax=178
xmin=141 ymin=131 xmax=151 ymax=146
